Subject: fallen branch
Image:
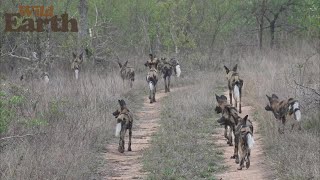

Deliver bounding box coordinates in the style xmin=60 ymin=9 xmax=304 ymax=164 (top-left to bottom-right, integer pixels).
xmin=294 ymin=80 xmax=320 ymax=97
xmin=0 ymin=134 xmax=35 ymax=141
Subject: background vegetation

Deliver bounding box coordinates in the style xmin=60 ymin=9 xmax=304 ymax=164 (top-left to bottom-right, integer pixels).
xmin=0 ymin=0 xmax=319 ymax=179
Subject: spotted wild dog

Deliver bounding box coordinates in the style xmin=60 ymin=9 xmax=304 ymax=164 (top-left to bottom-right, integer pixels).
xmin=42 ymin=72 xmax=49 ymax=84
xmin=170 ymin=57 xmax=181 ymax=77
xmin=215 ymin=94 xmax=242 ymax=163
xmin=118 ymin=60 xmax=135 ymax=88
xmin=145 ymin=54 xmax=160 ymax=103
xmin=215 ymin=94 xmax=232 ymax=145
xmin=235 ymin=115 xmax=254 ymax=170
xmin=71 ymin=52 xmax=83 ymax=80
xmin=112 ymin=99 xmax=133 ymax=153
xmin=158 ymin=58 xmax=173 ymax=93
xmin=265 ymin=94 xmax=302 ymax=133
xmin=224 ymin=64 xmax=243 ymax=113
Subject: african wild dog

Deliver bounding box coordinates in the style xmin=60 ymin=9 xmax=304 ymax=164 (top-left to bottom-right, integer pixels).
xmin=145 ymin=54 xmax=159 ymax=103
xmin=71 ymin=52 xmax=83 ymax=80
xmin=215 ymin=94 xmax=233 ymax=145
xmin=215 ymin=94 xmax=254 ymax=165
xmin=170 ymin=57 xmax=181 ymax=77
xmin=265 ymin=94 xmax=302 ymax=133
xmin=42 ymin=72 xmax=49 ymax=84
xmin=224 ymin=65 xmax=243 ymax=113
xmin=158 ymin=58 xmax=173 ymax=93
xmin=118 ymin=60 xmax=135 ymax=88
xmin=112 ymin=99 xmax=133 ymax=153
xmin=215 ymin=94 xmax=241 ymax=163
xmin=235 ymin=115 xmax=254 ymax=170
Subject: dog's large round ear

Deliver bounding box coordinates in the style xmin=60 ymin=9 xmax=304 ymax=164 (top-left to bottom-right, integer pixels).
xmin=215 ymin=94 xmax=220 ymax=101
xmin=118 ymin=61 xmax=122 ymax=68
xmin=266 ymin=95 xmax=272 ymax=101
xmin=79 ymin=52 xmax=83 ymax=60
xmin=224 ymin=65 xmax=230 ymax=74
xmin=221 ymin=95 xmax=227 ymax=101
xmin=123 ymin=60 xmax=128 ymax=67
xmin=272 ymin=94 xmax=279 ymax=99
xmin=233 ymin=64 xmax=238 ymax=72
xmin=243 ymin=115 xmax=248 ymax=121
xmin=121 ymin=99 xmax=126 ymax=105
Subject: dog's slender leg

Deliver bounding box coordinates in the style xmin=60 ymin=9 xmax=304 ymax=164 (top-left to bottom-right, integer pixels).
xmin=229 ymin=91 xmax=233 ymax=106
xmin=277 ymin=120 xmax=282 ymax=134
xmin=228 ymin=126 xmax=233 ymax=146
xmin=224 ymin=125 xmax=229 ymax=144
xmin=238 ymin=157 xmax=245 ymax=170
xmin=168 ymin=75 xmax=171 ymax=92
xmin=298 ymin=122 xmax=302 ymax=130
xmin=233 ymin=126 xmax=240 ymax=164
xmin=149 ymin=89 xmax=153 ymax=103
xmin=239 ymin=88 xmax=242 ymax=113
xmin=163 ymin=75 xmax=168 ymax=93
xmin=246 ymin=149 xmax=251 ymax=169
xmin=128 ymin=127 xmax=132 ymax=151
xmin=282 ymin=117 xmax=286 ymax=133
xmin=153 ymin=85 xmax=156 ymax=102
xmin=118 ymin=124 xmax=126 ymax=153
xmin=237 ymin=144 xmax=244 ymax=170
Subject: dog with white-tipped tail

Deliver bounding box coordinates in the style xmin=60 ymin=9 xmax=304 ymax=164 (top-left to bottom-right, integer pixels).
xmin=71 ymin=52 xmax=83 ymax=80
xmin=112 ymin=99 xmax=133 ymax=153
xmin=145 ymin=54 xmax=159 ymax=103
xmin=224 ymin=64 xmax=243 ymax=113
xmin=265 ymin=94 xmax=302 ymax=133
xmin=236 ymin=115 xmax=254 ymax=170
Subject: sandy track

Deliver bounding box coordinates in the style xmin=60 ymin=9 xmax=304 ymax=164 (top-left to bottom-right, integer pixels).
xmin=214 ymin=91 xmax=273 ymax=180
xmin=103 ymin=88 xmax=182 ymax=180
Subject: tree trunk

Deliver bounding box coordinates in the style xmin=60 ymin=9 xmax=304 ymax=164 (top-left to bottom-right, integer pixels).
xmin=258 ymin=22 xmax=263 ymax=49
xmin=257 ymin=0 xmax=266 ymax=50
xmin=208 ymin=23 xmax=220 ymax=62
xmin=78 ymin=0 xmax=88 ymax=56
xmin=270 ymin=20 xmax=276 ymax=48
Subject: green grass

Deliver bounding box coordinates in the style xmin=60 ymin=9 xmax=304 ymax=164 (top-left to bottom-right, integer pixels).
xmin=143 ymin=78 xmax=225 ymax=180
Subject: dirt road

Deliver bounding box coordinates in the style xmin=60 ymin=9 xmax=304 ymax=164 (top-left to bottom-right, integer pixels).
xmin=103 ymin=89 xmax=173 ymax=180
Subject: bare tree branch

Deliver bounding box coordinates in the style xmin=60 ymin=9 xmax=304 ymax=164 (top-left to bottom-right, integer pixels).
xmin=0 ymin=134 xmax=34 ymax=141
xmin=294 ymin=80 xmax=320 ymax=97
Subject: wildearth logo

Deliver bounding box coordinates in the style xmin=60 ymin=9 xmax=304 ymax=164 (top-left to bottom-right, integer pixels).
xmin=5 ymin=5 xmax=78 ymax=32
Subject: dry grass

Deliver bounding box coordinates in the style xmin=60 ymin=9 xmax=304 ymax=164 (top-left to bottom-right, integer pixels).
xmin=232 ymin=43 xmax=320 ymax=179
xmin=1 ymin=41 xmax=318 ymax=179
xmin=0 ymin=70 xmax=146 ymax=180
xmin=143 ymin=41 xmax=319 ymax=179
xmin=143 ymin=73 xmax=225 ymax=180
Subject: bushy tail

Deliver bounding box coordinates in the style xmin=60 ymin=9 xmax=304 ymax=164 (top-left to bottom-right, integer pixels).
xmin=115 ymin=123 xmax=121 ymax=137
xmin=233 ymin=84 xmax=240 ymax=101
xmin=176 ymin=65 xmax=181 ymax=77
xmin=293 ymin=102 xmax=301 ymax=122
xmin=247 ymin=133 xmax=255 ymax=149
xmin=44 ymin=76 xmax=49 ymax=83
xmin=75 ymin=69 xmax=79 ymax=80
xmin=149 ymin=81 xmax=154 ymax=91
